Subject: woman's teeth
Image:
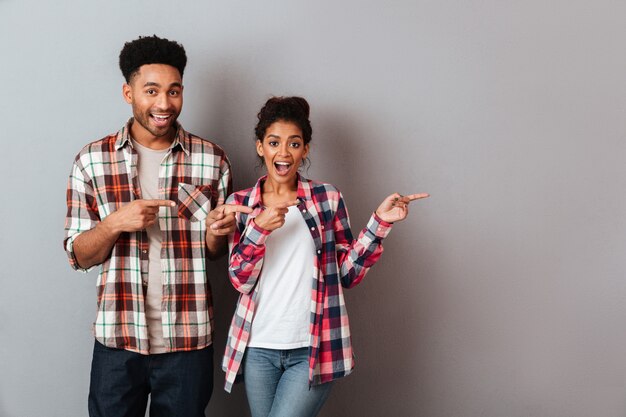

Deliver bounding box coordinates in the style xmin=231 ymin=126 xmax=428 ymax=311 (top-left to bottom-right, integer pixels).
xmin=275 ymin=162 xmax=291 ymax=173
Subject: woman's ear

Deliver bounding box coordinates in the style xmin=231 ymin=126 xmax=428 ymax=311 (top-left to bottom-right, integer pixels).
xmin=256 ymin=140 xmax=263 ymax=157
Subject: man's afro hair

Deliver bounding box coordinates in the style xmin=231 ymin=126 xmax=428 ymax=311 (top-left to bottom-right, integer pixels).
xmin=119 ymin=35 xmax=187 ymax=83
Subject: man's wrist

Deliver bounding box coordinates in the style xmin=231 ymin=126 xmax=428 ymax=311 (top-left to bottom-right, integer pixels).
xmin=100 ymin=214 xmax=121 ymax=236
xmin=205 ymin=232 xmax=227 ymax=259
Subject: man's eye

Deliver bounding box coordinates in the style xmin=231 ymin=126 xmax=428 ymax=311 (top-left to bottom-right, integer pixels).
xmin=169 ymin=90 xmax=179 ymax=96
xmin=147 ymin=89 xmax=156 ymax=95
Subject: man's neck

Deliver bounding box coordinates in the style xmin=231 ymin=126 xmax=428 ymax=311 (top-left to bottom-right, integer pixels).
xmin=130 ymin=122 xmax=176 ymax=150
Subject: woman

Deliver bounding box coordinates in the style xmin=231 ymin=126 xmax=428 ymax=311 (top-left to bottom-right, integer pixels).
xmin=222 ymin=96 xmax=428 ymax=417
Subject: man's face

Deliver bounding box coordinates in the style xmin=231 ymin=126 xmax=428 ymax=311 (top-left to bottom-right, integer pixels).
xmin=122 ymin=64 xmax=183 ymax=142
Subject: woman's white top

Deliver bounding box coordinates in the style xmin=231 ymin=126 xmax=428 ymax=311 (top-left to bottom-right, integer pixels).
xmin=248 ymin=205 xmax=316 ymax=349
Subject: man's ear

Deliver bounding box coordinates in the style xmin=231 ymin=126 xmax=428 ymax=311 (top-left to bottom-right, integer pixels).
xmin=122 ymin=83 xmax=132 ymax=104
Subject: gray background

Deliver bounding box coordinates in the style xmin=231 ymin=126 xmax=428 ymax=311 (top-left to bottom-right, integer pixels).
xmin=1 ymin=1 xmax=625 ymax=416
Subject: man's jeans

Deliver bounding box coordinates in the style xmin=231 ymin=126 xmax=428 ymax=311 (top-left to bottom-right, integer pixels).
xmin=88 ymin=340 xmax=213 ymax=417
xmin=243 ymin=347 xmax=333 ymax=417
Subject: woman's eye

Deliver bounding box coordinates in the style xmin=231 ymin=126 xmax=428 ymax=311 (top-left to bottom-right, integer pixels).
xmin=290 ymin=142 xmax=300 ymax=148
xmin=269 ymin=141 xmax=279 ymax=147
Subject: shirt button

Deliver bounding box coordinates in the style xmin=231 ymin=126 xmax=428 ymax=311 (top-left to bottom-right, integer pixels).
xmin=142 ymin=250 xmax=147 ymax=254
xmin=302 ymin=209 xmax=306 ymax=213
xmin=310 ymin=227 xmax=315 ymax=231
xmin=317 ymin=250 xmax=321 ymax=254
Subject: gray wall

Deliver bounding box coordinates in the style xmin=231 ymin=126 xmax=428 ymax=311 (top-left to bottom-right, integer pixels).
xmin=1 ymin=1 xmax=625 ymax=416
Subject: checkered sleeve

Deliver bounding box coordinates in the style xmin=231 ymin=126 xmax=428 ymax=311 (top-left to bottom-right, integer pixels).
xmin=228 ymin=217 xmax=271 ymax=294
xmin=63 ymin=156 xmax=100 ymax=273
xmin=334 ymin=192 xmax=393 ymax=288
xmin=216 ymin=154 xmax=233 ymax=205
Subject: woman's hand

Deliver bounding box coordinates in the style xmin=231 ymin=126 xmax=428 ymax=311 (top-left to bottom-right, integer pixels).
xmin=253 ymin=200 xmax=300 ymax=231
xmin=375 ymin=192 xmax=429 ymax=223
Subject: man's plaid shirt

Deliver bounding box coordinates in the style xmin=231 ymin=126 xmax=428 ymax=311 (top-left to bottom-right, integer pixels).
xmin=222 ymin=175 xmax=393 ymax=392
xmin=64 ymin=119 xmax=232 ymax=354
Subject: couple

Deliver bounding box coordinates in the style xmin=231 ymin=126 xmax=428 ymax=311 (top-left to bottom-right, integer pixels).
xmin=64 ymin=35 xmax=428 ymax=417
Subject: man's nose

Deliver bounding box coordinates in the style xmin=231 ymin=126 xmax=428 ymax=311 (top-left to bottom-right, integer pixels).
xmin=155 ymin=92 xmax=171 ymax=109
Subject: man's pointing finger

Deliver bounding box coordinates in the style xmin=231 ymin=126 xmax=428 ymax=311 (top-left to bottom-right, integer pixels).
xmin=146 ymin=200 xmax=176 ymax=207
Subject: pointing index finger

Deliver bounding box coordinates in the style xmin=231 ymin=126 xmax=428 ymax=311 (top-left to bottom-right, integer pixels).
xmin=274 ymin=199 xmax=300 ymax=209
xmin=222 ymin=204 xmax=254 ymax=215
xmin=404 ymin=193 xmax=430 ymax=202
xmin=146 ymin=199 xmax=176 ymax=207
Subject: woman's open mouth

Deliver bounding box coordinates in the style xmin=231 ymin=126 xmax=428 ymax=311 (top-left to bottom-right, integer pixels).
xmin=274 ymin=161 xmax=292 ymax=175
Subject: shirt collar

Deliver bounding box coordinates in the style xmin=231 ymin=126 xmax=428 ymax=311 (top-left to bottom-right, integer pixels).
xmin=248 ymin=173 xmax=313 ymax=208
xmin=115 ymin=118 xmax=190 ymax=155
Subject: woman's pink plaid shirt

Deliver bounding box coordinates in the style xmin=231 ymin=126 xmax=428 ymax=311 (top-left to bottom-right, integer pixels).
xmin=222 ymin=174 xmax=393 ymax=392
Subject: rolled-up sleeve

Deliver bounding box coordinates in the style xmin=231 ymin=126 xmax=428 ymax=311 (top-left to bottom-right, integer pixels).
xmin=334 ymin=192 xmax=394 ymax=288
xmin=217 ymin=154 xmax=233 ymax=206
xmin=63 ymin=158 xmax=100 ymax=273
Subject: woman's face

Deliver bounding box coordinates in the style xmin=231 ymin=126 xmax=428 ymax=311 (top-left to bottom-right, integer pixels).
xmin=257 ymin=120 xmax=309 ymax=187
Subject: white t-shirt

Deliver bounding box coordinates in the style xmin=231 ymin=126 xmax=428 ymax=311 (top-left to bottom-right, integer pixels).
xmin=248 ymin=205 xmax=316 ymax=349
xmin=133 ymin=139 xmax=169 ymax=354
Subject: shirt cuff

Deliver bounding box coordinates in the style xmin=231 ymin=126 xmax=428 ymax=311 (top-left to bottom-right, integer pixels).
xmin=65 ymin=234 xmax=95 ymax=273
xmin=242 ymin=218 xmax=271 ymax=246
xmin=367 ymin=212 xmax=393 ymax=240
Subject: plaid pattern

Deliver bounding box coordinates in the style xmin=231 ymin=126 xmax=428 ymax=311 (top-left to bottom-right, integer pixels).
xmin=64 ymin=119 xmax=232 ymax=354
xmin=222 ymin=174 xmax=392 ymax=392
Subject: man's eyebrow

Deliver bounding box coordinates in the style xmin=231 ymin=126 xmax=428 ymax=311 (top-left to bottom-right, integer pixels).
xmin=142 ymin=82 xmax=182 ymax=88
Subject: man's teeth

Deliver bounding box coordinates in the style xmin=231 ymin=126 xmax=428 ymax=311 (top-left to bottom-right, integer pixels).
xmin=152 ymin=114 xmax=170 ymax=119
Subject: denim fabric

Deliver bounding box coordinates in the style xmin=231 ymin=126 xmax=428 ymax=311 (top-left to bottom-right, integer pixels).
xmin=88 ymin=340 xmax=213 ymax=417
xmin=244 ymin=347 xmax=332 ymax=417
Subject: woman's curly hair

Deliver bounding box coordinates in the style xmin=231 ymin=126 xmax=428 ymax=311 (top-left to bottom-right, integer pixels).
xmin=255 ymin=96 xmax=313 ymax=145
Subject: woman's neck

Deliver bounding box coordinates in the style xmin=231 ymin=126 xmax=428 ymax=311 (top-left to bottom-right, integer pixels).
xmin=261 ymin=177 xmax=298 ymax=206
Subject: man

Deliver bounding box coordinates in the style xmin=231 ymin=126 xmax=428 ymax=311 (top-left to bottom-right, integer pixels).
xmin=63 ymin=35 xmax=250 ymax=417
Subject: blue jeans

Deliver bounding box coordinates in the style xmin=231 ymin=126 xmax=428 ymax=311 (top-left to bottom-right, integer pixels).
xmin=243 ymin=347 xmax=333 ymax=417
xmin=88 ymin=340 xmax=213 ymax=417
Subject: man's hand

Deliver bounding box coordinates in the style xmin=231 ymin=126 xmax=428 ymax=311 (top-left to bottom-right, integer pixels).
xmin=205 ymin=203 xmax=253 ymax=259
xmin=73 ymin=199 xmax=175 ymax=269
xmin=104 ymin=199 xmax=175 ymax=233
xmin=253 ymin=200 xmax=300 ymax=232
xmin=206 ymin=204 xmax=254 ymax=236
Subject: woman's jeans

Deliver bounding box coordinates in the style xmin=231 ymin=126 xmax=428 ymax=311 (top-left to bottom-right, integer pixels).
xmin=244 ymin=347 xmax=333 ymax=417
xmin=88 ymin=340 xmax=213 ymax=417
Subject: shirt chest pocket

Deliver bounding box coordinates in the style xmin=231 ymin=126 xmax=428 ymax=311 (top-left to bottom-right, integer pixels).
xmin=177 ymin=183 xmax=214 ymax=222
